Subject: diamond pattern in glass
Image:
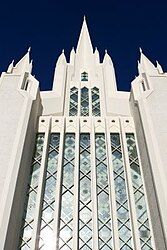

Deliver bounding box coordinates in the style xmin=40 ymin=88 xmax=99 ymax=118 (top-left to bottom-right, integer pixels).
xmin=79 ymin=134 xmax=92 ymax=249
xmin=38 ymin=133 xmax=60 ymax=249
xmin=91 ymin=87 xmax=101 ymax=116
xmin=81 ymin=87 xmax=89 ymax=116
xmin=95 ymin=134 xmax=113 ymax=250
xmin=58 ymin=134 xmax=75 ymax=250
xmin=81 ymin=72 xmax=88 ymax=81
xmin=111 ymin=133 xmax=133 ymax=249
xmin=19 ymin=134 xmax=45 ymax=249
xmin=69 ymin=87 xmax=78 ymax=116
xmin=126 ymin=133 xmax=153 ymax=250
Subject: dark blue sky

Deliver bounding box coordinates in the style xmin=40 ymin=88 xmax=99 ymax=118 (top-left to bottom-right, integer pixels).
xmin=0 ymin=0 xmax=167 ymax=91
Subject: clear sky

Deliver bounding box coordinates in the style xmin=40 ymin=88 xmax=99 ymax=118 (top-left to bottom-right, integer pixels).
xmin=0 ymin=0 xmax=167 ymax=91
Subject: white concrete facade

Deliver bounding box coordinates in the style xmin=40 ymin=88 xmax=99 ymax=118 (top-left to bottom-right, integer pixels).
xmin=0 ymin=18 xmax=166 ymax=250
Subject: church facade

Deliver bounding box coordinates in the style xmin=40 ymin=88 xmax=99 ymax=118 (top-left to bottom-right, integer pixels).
xmin=0 ymin=18 xmax=166 ymax=250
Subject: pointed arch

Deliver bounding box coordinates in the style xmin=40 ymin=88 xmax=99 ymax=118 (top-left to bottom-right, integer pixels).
xmin=81 ymin=71 xmax=88 ymax=81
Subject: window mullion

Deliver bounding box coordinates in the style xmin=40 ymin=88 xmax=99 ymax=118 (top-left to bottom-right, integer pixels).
xmin=90 ymin=122 xmax=99 ymax=250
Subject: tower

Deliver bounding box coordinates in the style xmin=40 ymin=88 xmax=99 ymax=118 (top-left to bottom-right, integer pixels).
xmin=0 ymin=17 xmax=166 ymax=250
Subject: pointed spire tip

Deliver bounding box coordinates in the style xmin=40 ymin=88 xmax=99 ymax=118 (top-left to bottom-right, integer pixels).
xmin=28 ymin=47 xmax=31 ymax=53
xmin=76 ymin=15 xmax=93 ymax=54
xmin=139 ymin=47 xmax=142 ymax=53
xmin=105 ymin=49 xmax=108 ymax=54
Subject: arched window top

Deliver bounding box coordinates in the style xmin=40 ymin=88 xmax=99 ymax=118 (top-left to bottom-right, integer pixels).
xmin=81 ymin=71 xmax=88 ymax=81
xmin=81 ymin=86 xmax=89 ymax=94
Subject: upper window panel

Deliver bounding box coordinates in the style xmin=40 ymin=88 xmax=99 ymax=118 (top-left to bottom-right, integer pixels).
xmin=69 ymin=87 xmax=78 ymax=116
xmin=92 ymin=87 xmax=101 ymax=116
xmin=81 ymin=72 xmax=88 ymax=81
xmin=81 ymin=87 xmax=89 ymax=116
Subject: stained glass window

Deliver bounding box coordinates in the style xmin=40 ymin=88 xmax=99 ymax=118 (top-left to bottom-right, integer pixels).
xmin=38 ymin=133 xmax=60 ymax=249
xmin=126 ymin=133 xmax=153 ymax=250
xmin=95 ymin=134 xmax=113 ymax=250
xmin=79 ymin=134 xmax=92 ymax=249
xmin=91 ymin=87 xmax=101 ymax=116
xmin=69 ymin=87 xmax=78 ymax=116
xmin=81 ymin=87 xmax=89 ymax=116
xmin=110 ymin=133 xmax=133 ymax=250
xmin=19 ymin=133 xmax=45 ymax=249
xmin=81 ymin=72 xmax=88 ymax=81
xmin=58 ymin=134 xmax=75 ymax=250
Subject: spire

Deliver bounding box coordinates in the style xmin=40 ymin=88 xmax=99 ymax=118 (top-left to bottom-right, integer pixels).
xmin=76 ymin=16 xmax=93 ymax=54
xmin=56 ymin=50 xmax=67 ymax=65
xmin=94 ymin=47 xmax=100 ymax=64
xmin=103 ymin=50 xmax=117 ymax=92
xmin=138 ymin=60 xmax=144 ymax=75
xmin=75 ymin=17 xmax=94 ymax=70
xmin=139 ymin=49 xmax=156 ymax=75
xmin=52 ymin=50 xmax=67 ymax=91
xmin=29 ymin=60 xmax=33 ymax=74
xmin=70 ymin=47 xmax=76 ymax=65
xmin=103 ymin=50 xmax=113 ymax=65
xmin=7 ymin=60 xmax=14 ymax=73
xmin=156 ymin=60 xmax=163 ymax=74
xmin=13 ymin=48 xmax=31 ymax=74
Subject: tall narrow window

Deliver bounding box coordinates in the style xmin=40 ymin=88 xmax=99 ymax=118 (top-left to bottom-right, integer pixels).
xmin=81 ymin=72 xmax=88 ymax=81
xmin=19 ymin=133 xmax=45 ymax=249
xmin=81 ymin=87 xmax=89 ymax=116
xmin=91 ymin=87 xmax=101 ymax=116
xmin=79 ymin=134 xmax=92 ymax=249
xmin=126 ymin=133 xmax=153 ymax=250
xmin=110 ymin=133 xmax=133 ymax=249
xmin=69 ymin=87 xmax=78 ymax=116
xmin=38 ymin=133 xmax=60 ymax=249
xmin=95 ymin=134 xmax=113 ymax=250
xmin=58 ymin=134 xmax=75 ymax=250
